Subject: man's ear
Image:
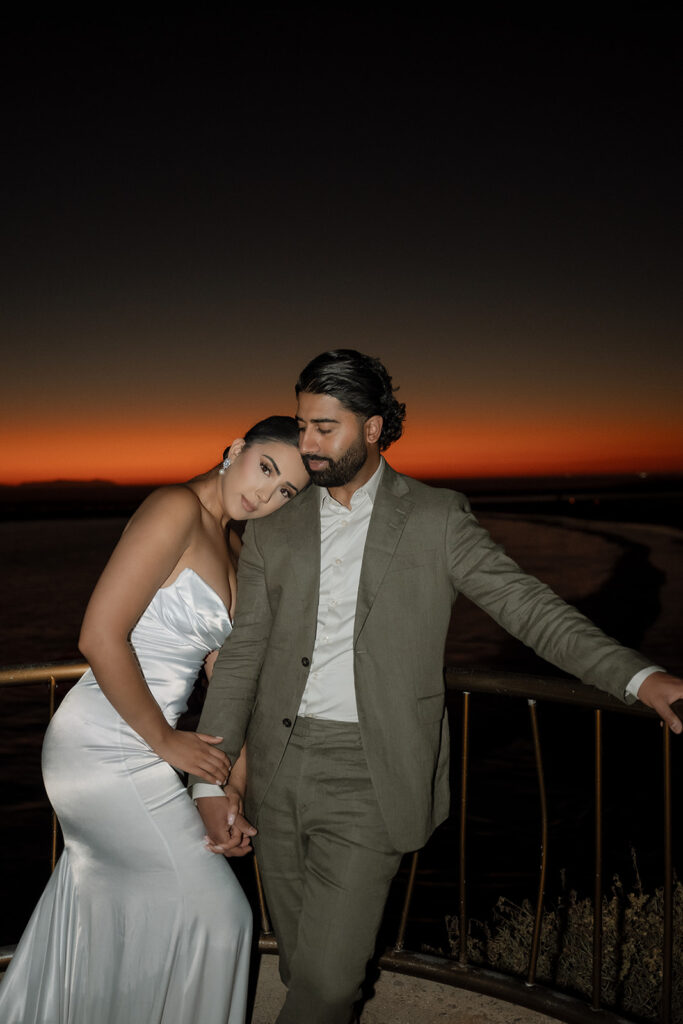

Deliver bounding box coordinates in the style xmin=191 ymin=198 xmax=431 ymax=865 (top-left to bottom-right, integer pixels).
xmin=364 ymin=416 xmax=383 ymax=445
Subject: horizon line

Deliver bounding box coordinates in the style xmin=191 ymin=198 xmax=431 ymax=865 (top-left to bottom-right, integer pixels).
xmin=2 ymin=469 xmax=683 ymax=489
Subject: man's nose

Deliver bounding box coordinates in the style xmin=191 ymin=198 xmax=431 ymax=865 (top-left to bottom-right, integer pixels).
xmin=299 ymin=427 xmax=318 ymax=453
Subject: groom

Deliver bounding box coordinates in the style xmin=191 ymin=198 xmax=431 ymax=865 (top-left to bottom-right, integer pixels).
xmin=195 ymin=349 xmax=683 ymax=1024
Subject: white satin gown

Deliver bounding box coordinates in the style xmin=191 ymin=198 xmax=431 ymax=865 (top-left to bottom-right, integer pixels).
xmin=0 ymin=568 xmax=251 ymax=1024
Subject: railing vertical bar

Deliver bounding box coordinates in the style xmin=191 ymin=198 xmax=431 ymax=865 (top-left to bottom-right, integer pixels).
xmin=527 ymin=698 xmax=548 ymax=987
xmin=252 ymin=856 xmax=273 ymax=936
xmin=394 ymin=851 xmax=420 ymax=952
xmin=592 ymin=708 xmax=603 ymax=1010
xmin=458 ymin=691 xmax=470 ymax=965
xmin=661 ymin=726 xmax=672 ymax=1024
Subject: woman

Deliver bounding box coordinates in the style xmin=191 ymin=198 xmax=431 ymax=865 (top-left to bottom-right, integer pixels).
xmin=0 ymin=416 xmax=310 ymax=1024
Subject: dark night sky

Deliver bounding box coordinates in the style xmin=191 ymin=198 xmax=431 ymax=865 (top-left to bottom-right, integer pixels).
xmin=2 ymin=10 xmax=682 ymax=483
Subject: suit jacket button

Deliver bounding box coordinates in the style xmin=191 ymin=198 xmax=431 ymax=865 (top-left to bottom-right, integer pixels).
xmin=301 ymin=657 xmax=310 ymax=666
xmin=282 ymin=718 xmax=292 ymax=728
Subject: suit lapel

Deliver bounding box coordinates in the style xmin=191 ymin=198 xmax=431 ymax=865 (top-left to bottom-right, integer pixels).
xmin=354 ymin=465 xmax=413 ymax=642
xmin=282 ymin=483 xmax=321 ymax=607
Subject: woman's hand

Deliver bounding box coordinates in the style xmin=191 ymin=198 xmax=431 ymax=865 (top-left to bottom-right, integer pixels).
xmin=153 ymin=730 xmax=231 ymax=784
xmin=198 ymin=785 xmax=257 ymax=857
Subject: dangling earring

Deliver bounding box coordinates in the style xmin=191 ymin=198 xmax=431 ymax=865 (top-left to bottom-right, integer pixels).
xmin=218 ymin=457 xmax=231 ymax=476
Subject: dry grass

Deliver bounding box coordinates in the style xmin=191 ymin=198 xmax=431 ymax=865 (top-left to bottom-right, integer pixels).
xmin=445 ymin=871 xmax=682 ymax=1021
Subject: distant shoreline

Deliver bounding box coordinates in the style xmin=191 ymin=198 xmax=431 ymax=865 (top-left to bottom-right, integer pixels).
xmin=1 ymin=473 xmax=681 ymax=526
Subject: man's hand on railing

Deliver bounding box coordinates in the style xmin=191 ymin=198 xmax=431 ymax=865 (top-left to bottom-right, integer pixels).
xmin=637 ymin=671 xmax=683 ymax=734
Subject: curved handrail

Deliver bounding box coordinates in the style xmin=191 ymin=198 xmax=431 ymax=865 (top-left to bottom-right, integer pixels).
xmin=0 ymin=662 xmax=88 ymax=686
xmin=1 ymin=663 xmax=678 ymax=1023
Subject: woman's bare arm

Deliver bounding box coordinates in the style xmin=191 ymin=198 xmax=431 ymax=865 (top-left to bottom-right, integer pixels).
xmin=78 ymin=487 xmax=230 ymax=784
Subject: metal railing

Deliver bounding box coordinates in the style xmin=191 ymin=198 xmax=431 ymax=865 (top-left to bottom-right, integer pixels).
xmin=378 ymin=670 xmax=680 ymax=1024
xmin=0 ymin=662 xmax=680 ymax=1023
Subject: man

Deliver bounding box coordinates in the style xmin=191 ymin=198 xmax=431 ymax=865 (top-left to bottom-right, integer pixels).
xmin=194 ymin=349 xmax=683 ymax=1024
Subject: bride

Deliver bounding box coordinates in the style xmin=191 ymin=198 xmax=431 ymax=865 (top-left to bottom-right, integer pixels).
xmin=0 ymin=415 xmax=309 ymax=1024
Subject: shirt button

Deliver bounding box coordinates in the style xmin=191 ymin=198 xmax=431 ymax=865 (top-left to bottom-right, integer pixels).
xmin=302 ymin=657 xmax=310 ymax=666
xmin=335 ymin=558 xmax=342 ymax=565
xmin=282 ymin=718 xmax=292 ymax=728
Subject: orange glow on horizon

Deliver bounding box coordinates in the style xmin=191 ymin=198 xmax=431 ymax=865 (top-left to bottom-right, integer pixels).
xmin=3 ymin=414 xmax=683 ymax=484
xmin=393 ymin=417 xmax=683 ymax=478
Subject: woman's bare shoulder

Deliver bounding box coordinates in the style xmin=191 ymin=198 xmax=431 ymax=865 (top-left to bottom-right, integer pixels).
xmin=125 ymin=484 xmax=203 ymax=532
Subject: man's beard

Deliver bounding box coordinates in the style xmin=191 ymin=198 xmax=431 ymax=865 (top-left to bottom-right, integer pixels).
xmin=302 ymin=432 xmax=368 ymax=487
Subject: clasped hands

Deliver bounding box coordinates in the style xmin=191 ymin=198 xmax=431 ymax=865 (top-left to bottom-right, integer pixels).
xmin=196 ymin=788 xmax=257 ymax=858
xmin=151 ymin=730 xmax=256 ymax=856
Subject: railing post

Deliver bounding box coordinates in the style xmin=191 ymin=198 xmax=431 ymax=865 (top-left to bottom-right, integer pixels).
xmin=253 ymin=856 xmax=272 ymax=936
xmin=527 ymin=698 xmax=548 ymax=987
xmin=393 ymin=852 xmax=419 ymax=952
xmin=458 ymin=690 xmax=470 ymax=965
xmin=592 ymin=708 xmax=603 ymax=1010
xmin=661 ymin=726 xmax=672 ymax=1024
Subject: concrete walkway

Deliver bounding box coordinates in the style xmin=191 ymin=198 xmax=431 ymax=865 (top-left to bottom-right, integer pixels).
xmin=250 ymin=954 xmax=560 ymax=1023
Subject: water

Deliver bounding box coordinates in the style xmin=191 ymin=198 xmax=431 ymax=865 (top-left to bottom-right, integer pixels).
xmin=1 ymin=503 xmax=682 ymax=949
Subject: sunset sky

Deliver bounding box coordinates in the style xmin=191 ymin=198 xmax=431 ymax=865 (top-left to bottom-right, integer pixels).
xmin=2 ymin=12 xmax=682 ymax=484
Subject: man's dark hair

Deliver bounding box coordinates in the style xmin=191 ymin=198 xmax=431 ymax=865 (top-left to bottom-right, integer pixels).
xmin=295 ymin=349 xmax=406 ymax=451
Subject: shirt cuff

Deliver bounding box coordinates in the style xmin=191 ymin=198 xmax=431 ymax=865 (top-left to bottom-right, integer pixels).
xmin=625 ymin=666 xmax=664 ymax=700
xmin=191 ymin=783 xmax=225 ymax=801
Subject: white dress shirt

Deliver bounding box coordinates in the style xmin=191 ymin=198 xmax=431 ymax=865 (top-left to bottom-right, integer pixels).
xmin=297 ymin=460 xmax=384 ymax=721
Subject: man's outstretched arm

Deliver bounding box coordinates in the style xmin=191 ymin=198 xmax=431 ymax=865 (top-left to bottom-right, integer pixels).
xmin=445 ymin=496 xmax=683 ymax=733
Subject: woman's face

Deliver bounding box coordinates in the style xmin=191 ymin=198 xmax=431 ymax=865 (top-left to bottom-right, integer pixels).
xmin=222 ymin=440 xmax=309 ymax=521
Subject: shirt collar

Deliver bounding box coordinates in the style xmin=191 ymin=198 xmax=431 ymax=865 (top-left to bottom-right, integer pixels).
xmin=318 ymin=457 xmax=385 ymax=511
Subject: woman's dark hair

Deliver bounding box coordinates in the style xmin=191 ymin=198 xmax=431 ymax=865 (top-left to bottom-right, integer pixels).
xmin=222 ymin=415 xmax=300 ymax=459
xmin=295 ymin=349 xmax=406 ymax=451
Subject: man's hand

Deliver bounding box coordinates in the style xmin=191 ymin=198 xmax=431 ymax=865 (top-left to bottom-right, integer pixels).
xmin=196 ymin=791 xmax=257 ymax=858
xmin=637 ymin=671 xmax=683 ymax=734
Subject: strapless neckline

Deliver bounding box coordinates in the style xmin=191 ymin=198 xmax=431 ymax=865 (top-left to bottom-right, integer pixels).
xmin=64 ymin=563 xmax=232 ymax=731
xmin=162 ymin=567 xmax=231 ymax=621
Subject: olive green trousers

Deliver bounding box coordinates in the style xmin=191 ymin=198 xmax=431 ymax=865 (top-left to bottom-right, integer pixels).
xmin=254 ymin=716 xmax=403 ymax=1024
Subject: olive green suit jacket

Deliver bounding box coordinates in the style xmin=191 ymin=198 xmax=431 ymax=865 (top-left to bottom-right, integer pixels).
xmin=198 ymin=464 xmax=651 ymax=852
